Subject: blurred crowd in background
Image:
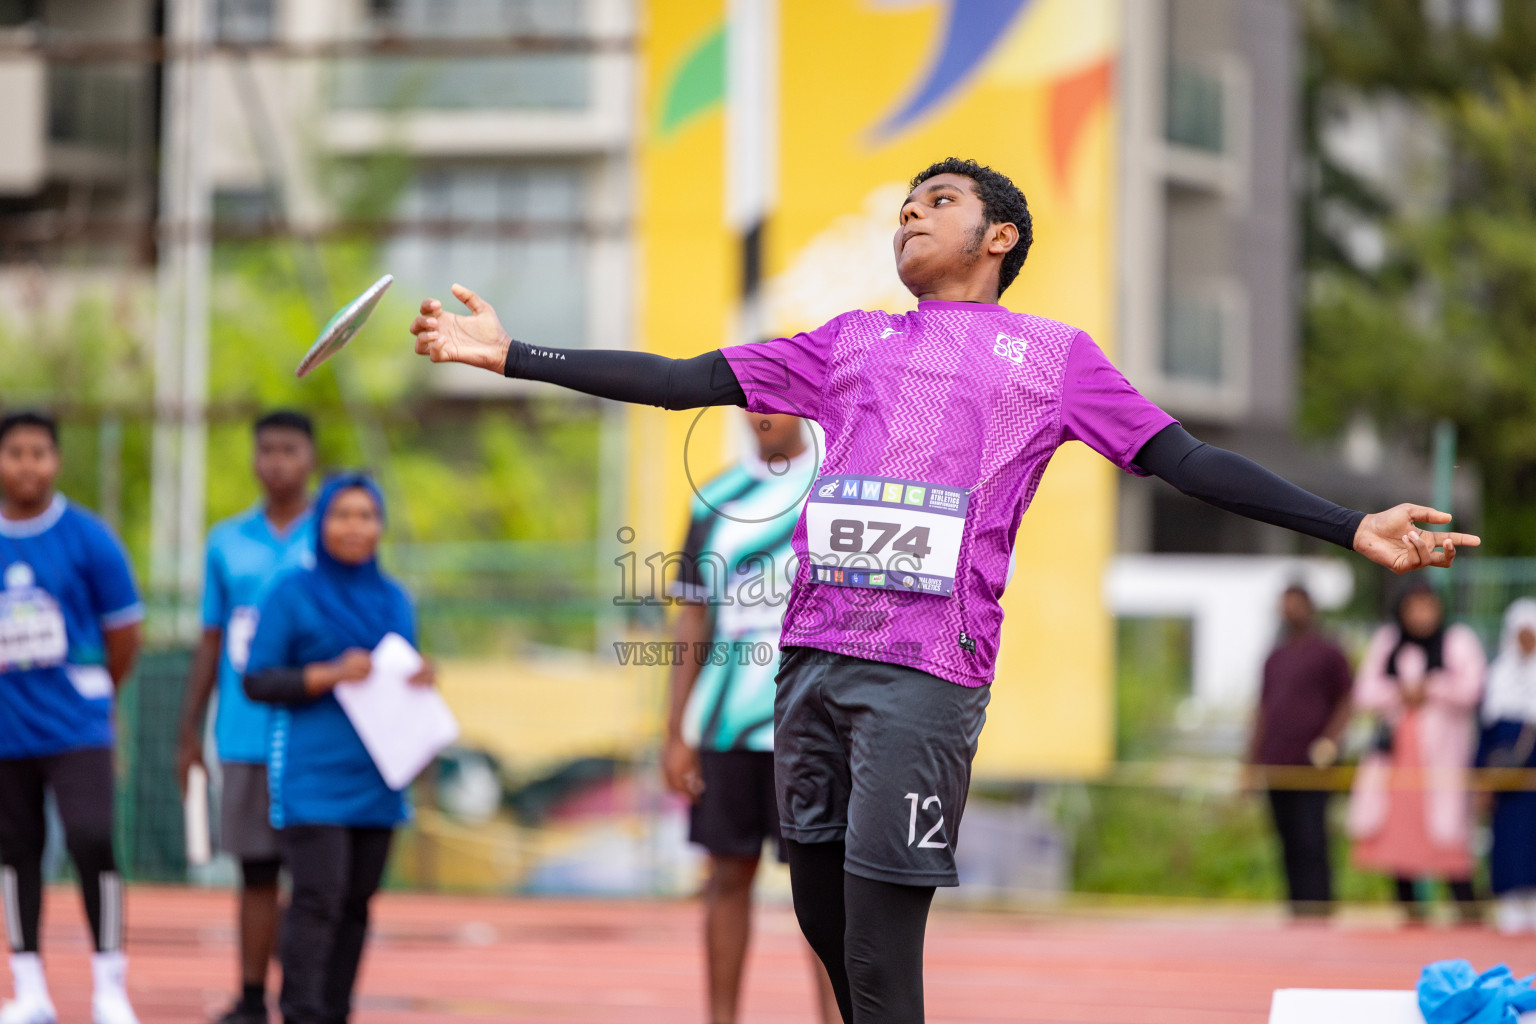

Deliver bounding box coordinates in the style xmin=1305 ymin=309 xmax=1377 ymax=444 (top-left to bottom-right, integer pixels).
xmin=1249 ymin=582 xmax=1536 ymax=932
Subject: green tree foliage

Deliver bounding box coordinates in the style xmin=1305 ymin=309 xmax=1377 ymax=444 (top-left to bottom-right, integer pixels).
xmin=203 ymin=239 xmax=600 ymax=546
xmin=0 ymin=239 xmax=598 ymax=581
xmin=1304 ymin=0 xmax=1536 ymax=551
xmin=0 ymin=285 xmax=156 ymax=550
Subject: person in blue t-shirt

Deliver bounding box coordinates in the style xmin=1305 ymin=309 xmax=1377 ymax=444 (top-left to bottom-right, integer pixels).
xmin=0 ymin=412 xmax=144 ymax=1024
xmin=243 ymin=473 xmax=433 ymax=1024
xmin=175 ymin=410 xmax=315 ymax=1024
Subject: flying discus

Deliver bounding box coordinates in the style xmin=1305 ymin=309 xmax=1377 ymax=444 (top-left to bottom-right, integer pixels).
xmin=295 ymin=273 xmax=394 ymax=378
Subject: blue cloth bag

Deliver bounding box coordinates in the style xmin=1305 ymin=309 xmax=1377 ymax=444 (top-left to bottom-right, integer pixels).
xmin=1419 ymin=960 xmax=1536 ymax=1023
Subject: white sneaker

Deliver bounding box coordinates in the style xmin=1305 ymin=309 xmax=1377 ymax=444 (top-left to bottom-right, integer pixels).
xmin=1 ymin=954 xmax=55 ymax=1024
xmin=1495 ymin=894 xmax=1531 ymax=935
xmin=0 ymin=996 xmax=56 ymax=1024
xmin=90 ymin=952 xmax=138 ymax=1024
xmin=90 ymin=989 xmax=138 ymax=1024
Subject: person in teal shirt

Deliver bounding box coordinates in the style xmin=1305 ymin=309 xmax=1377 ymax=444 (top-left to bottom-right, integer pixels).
xmin=664 ymin=411 xmax=839 ymax=1024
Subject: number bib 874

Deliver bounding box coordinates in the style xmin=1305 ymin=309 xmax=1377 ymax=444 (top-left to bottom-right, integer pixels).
xmin=803 ymin=474 xmax=969 ymax=597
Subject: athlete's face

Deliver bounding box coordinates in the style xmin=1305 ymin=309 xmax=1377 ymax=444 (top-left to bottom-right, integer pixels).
xmin=321 ymin=487 xmax=383 ymax=566
xmin=1519 ymin=626 xmax=1536 ymax=658
xmin=897 ymin=171 xmax=1013 ymax=297
xmin=254 ymin=426 xmax=315 ymax=502
xmin=0 ymin=426 xmax=60 ymax=510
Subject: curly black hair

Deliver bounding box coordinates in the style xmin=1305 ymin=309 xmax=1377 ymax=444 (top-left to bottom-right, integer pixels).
xmin=909 ymin=157 xmax=1033 ymax=295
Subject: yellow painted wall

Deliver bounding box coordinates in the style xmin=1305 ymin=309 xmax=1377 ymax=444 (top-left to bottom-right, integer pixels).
xmin=439 ymin=655 xmax=657 ymax=773
xmin=637 ymin=0 xmax=1123 ymax=778
xmin=631 ymin=0 xmax=737 ymax=570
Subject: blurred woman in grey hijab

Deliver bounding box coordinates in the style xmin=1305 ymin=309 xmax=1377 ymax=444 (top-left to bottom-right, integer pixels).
xmin=1477 ymin=598 xmax=1536 ymax=933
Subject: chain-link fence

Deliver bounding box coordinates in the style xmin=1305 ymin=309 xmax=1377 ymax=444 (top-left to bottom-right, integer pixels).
xmin=90 ymin=554 xmax=1536 ymax=907
xmin=113 ymin=649 xmax=192 ymax=882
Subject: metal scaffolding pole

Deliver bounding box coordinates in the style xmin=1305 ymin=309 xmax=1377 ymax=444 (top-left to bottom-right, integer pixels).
xmin=150 ymin=0 xmax=213 ymax=641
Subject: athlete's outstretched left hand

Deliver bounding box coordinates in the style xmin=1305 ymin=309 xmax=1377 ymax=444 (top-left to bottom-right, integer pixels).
xmin=410 ymin=284 xmax=512 ymax=373
xmin=1353 ymin=504 xmax=1480 ymax=574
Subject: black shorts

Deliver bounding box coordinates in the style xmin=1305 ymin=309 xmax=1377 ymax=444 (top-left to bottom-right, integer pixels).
xmin=689 ymin=750 xmax=786 ymax=862
xmin=773 ymin=646 xmax=989 ymax=887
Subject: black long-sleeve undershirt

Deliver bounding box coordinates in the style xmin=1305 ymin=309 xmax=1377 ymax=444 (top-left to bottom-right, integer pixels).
xmin=503 ymin=342 xmax=1365 ymax=550
xmin=1131 ymin=424 xmax=1364 ymax=550
xmin=244 ymin=667 xmax=309 ymax=705
xmin=503 ymin=341 xmax=746 ymax=409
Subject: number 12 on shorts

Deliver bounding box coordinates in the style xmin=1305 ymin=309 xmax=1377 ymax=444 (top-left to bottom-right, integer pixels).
xmin=904 ymin=793 xmax=947 ymax=849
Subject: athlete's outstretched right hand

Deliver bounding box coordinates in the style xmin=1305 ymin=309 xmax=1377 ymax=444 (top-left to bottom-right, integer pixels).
xmin=410 ymin=284 xmax=513 ymax=374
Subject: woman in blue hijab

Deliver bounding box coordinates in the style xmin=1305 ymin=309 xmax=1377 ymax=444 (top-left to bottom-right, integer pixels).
xmin=243 ymin=473 xmax=431 ymax=1024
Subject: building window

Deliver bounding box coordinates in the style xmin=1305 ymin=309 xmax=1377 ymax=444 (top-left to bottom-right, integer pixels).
xmin=385 ymin=163 xmax=588 ymax=350
xmin=1161 ymin=290 xmax=1227 ymax=385
xmin=0 ymin=0 xmax=38 ymax=27
xmin=47 ymin=65 xmax=138 ymax=153
xmin=216 ymin=0 xmax=275 ymax=43
xmin=368 ymin=0 xmax=584 ymax=36
xmin=1424 ymin=0 xmax=1502 ymax=37
xmin=332 ymin=56 xmax=588 ymax=111
xmin=337 ymin=0 xmax=590 ymax=111
xmin=1166 ymin=62 xmax=1224 ymax=153
xmin=214 ymin=189 xmax=277 ymax=231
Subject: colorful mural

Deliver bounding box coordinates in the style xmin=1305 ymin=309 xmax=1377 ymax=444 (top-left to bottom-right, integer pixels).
xmin=637 ymin=0 xmax=1124 ymax=778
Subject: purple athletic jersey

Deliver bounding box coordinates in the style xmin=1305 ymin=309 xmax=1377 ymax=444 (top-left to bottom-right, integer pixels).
xmin=720 ymin=300 xmax=1175 ymax=687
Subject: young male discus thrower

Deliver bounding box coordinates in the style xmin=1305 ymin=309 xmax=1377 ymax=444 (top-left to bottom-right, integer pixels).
xmin=409 ymin=157 xmax=1477 ymax=1024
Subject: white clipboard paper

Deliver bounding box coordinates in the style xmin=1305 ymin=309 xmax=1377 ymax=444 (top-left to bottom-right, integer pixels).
xmin=333 ymin=632 xmax=459 ymax=791
xmin=184 ymin=763 xmax=211 ymax=867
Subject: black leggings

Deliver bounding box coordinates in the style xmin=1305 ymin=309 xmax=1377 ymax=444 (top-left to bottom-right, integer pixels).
xmin=1266 ymin=789 xmax=1333 ymax=913
xmin=279 ymin=824 xmax=393 ymax=1024
xmin=786 ymin=839 xmax=935 ymax=1024
xmin=0 ymin=748 xmax=122 ymax=954
xmin=243 ymin=856 xmax=282 ymax=889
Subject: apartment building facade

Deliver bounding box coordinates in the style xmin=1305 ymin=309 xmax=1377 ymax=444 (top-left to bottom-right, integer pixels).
xmin=1116 ymin=0 xmax=1447 ymax=556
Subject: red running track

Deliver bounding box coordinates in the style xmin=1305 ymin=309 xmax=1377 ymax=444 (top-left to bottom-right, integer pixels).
xmin=10 ymin=886 xmax=1536 ymax=1022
